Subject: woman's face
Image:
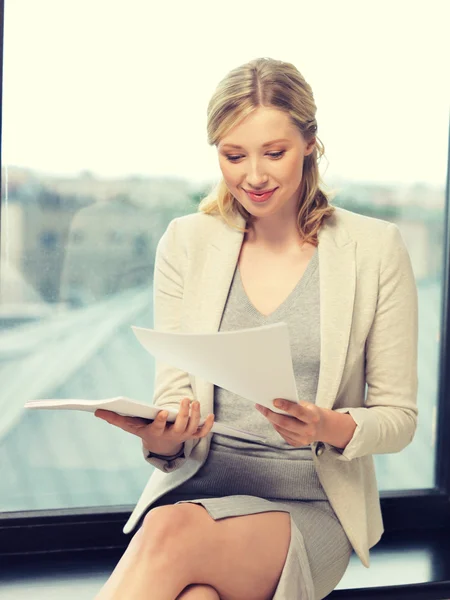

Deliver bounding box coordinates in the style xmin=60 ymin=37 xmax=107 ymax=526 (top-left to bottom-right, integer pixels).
xmin=217 ymin=106 xmax=315 ymax=221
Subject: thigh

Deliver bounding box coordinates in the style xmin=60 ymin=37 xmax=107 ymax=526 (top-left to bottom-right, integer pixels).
xmin=145 ymin=503 xmax=291 ymax=600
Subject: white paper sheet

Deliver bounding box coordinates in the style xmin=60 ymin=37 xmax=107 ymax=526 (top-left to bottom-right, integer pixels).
xmin=24 ymin=397 xmax=266 ymax=442
xmin=24 ymin=323 xmax=298 ymax=444
xmin=132 ymin=322 xmax=299 ymax=415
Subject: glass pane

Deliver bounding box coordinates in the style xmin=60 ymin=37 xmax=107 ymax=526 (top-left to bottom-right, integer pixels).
xmin=1 ymin=0 xmax=449 ymax=512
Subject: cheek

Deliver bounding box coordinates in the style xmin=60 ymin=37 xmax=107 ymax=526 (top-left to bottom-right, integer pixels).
xmin=220 ymin=163 xmax=239 ymax=188
xmin=282 ymin=156 xmax=303 ymax=183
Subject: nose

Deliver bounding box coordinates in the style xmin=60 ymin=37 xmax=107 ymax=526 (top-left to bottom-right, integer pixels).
xmin=245 ymin=158 xmax=269 ymax=190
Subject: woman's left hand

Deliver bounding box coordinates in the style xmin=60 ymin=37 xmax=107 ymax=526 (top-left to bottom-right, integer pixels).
xmin=255 ymin=399 xmax=325 ymax=447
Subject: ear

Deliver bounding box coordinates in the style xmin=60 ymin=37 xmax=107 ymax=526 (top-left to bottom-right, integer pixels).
xmin=305 ymin=137 xmax=316 ymax=156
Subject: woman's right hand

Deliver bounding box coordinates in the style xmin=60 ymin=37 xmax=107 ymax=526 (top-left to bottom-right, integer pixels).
xmin=94 ymin=397 xmax=215 ymax=457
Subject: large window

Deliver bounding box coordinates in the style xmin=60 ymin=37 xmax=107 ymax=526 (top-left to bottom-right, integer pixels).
xmin=1 ymin=0 xmax=450 ymax=536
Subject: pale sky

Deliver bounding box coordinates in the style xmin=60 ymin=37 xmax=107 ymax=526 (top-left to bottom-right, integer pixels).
xmin=2 ymin=0 xmax=450 ymax=187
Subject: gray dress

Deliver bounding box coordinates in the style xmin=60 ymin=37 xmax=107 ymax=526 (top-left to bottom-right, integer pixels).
xmin=150 ymin=249 xmax=353 ymax=600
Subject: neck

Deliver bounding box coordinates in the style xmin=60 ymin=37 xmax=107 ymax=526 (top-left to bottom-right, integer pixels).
xmin=245 ymin=211 xmax=304 ymax=252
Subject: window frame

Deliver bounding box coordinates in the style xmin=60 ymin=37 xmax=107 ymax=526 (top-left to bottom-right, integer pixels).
xmin=0 ymin=0 xmax=449 ymax=557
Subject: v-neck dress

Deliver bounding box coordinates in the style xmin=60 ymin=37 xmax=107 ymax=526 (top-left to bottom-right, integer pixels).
xmin=149 ymin=248 xmax=353 ymax=600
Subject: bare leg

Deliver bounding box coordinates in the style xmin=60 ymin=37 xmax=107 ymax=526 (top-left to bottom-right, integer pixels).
xmin=93 ymin=527 xmax=175 ymax=600
xmin=95 ymin=502 xmax=291 ymax=600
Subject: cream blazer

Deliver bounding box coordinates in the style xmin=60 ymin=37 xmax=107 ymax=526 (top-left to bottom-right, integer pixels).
xmin=123 ymin=206 xmax=418 ymax=569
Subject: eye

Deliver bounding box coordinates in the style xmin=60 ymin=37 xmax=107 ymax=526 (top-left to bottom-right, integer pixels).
xmin=225 ymin=151 xmax=285 ymax=162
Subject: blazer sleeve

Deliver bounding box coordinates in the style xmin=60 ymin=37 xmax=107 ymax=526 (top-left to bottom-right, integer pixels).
xmin=331 ymin=222 xmax=419 ymax=461
xmin=142 ymin=218 xmax=202 ymax=473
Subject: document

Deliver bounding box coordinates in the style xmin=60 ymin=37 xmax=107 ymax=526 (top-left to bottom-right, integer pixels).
xmin=24 ymin=397 xmax=265 ymax=442
xmin=25 ymin=322 xmax=298 ymax=442
xmin=131 ymin=322 xmax=299 ymax=409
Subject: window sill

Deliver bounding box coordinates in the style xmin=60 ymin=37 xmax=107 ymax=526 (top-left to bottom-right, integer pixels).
xmin=330 ymin=528 xmax=450 ymax=599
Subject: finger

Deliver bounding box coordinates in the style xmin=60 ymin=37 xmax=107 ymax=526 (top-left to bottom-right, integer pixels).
xmin=95 ymin=409 xmax=150 ymax=425
xmin=281 ymin=435 xmax=303 ymax=447
xmin=273 ymin=424 xmax=310 ymax=446
xmin=255 ymin=404 xmax=273 ymax=417
xmin=95 ymin=409 xmax=130 ymax=427
xmin=171 ymin=398 xmax=192 ymax=434
xmin=256 ymin=404 xmax=282 ymax=425
xmin=95 ymin=410 xmax=148 ymax=436
xmin=260 ymin=406 xmax=296 ymax=429
xmin=273 ymin=421 xmax=302 ymax=436
xmin=185 ymin=400 xmax=202 ymax=435
xmin=193 ymin=413 xmax=215 ymax=438
xmin=272 ymin=399 xmax=315 ymax=423
xmin=95 ymin=409 xmax=118 ymax=421
xmin=150 ymin=409 xmax=170 ymax=436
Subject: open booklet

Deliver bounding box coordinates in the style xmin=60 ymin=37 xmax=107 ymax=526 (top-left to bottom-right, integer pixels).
xmin=24 ymin=396 xmax=265 ymax=442
xmin=24 ymin=322 xmax=299 ymax=443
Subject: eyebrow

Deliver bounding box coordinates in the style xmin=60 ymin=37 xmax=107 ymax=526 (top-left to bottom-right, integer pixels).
xmin=220 ymin=138 xmax=290 ymax=149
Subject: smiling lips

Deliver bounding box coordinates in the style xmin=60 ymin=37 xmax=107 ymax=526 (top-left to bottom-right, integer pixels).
xmin=245 ymin=188 xmax=277 ymax=203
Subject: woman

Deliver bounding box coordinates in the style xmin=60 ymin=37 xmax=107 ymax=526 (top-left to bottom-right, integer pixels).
xmin=94 ymin=57 xmax=418 ymax=600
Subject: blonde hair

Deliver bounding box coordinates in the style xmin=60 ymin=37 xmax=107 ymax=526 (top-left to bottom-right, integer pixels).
xmin=198 ymin=57 xmax=335 ymax=245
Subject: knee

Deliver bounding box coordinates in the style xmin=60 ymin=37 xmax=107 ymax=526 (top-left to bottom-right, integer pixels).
xmin=139 ymin=504 xmax=200 ymax=553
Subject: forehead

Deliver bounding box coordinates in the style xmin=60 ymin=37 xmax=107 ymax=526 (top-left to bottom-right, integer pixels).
xmin=219 ymin=107 xmax=300 ymax=148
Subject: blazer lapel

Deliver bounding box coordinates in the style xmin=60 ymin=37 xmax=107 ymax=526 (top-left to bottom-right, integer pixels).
xmin=194 ymin=215 xmax=246 ymax=333
xmin=191 ymin=214 xmax=246 ymax=411
xmin=316 ymin=215 xmax=356 ymax=410
xmin=191 ymin=210 xmax=356 ymax=413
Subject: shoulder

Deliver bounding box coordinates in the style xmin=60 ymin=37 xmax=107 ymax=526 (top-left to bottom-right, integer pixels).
xmin=325 ymin=206 xmax=406 ymax=253
xmin=171 ymin=210 xmax=228 ymax=235
xmin=329 ymin=206 xmax=396 ymax=241
xmin=160 ymin=211 xmax=240 ymax=250
xmin=327 ymin=206 xmax=411 ymax=271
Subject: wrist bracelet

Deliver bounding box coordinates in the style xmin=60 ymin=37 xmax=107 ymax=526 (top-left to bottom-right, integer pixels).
xmin=146 ymin=446 xmax=185 ymax=461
